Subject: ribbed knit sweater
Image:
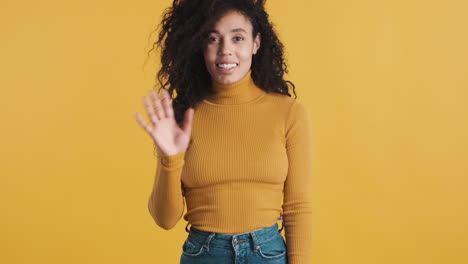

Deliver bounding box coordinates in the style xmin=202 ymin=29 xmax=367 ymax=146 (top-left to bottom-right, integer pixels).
xmin=148 ymin=69 xmax=313 ymax=263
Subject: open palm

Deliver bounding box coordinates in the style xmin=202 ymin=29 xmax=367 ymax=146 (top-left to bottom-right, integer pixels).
xmin=135 ymin=89 xmax=194 ymax=156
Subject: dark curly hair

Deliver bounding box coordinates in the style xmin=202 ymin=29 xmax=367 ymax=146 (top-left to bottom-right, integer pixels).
xmin=146 ymin=0 xmax=296 ymax=127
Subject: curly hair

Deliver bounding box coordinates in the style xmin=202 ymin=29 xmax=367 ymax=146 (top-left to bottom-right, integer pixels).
xmin=146 ymin=0 xmax=296 ymax=128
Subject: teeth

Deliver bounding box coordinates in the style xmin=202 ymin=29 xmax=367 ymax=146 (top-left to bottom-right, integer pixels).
xmin=217 ymin=63 xmax=237 ymax=69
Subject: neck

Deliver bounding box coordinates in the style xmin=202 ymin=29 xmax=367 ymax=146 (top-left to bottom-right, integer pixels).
xmin=204 ymin=70 xmax=266 ymax=105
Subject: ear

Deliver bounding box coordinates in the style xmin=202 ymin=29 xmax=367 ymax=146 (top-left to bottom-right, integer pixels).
xmin=253 ymin=32 xmax=261 ymax=54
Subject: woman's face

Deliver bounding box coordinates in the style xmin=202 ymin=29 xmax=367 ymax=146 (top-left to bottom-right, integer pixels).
xmin=203 ymin=10 xmax=261 ymax=85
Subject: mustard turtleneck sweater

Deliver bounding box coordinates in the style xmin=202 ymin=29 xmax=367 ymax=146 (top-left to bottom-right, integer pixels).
xmin=148 ymin=70 xmax=313 ymax=263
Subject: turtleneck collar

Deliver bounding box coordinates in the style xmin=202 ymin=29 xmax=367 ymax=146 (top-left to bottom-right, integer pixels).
xmin=203 ymin=69 xmax=266 ymax=105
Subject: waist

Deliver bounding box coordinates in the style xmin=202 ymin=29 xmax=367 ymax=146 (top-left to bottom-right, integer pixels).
xmin=182 ymin=188 xmax=284 ymax=233
xmin=186 ymin=221 xmax=282 ymax=249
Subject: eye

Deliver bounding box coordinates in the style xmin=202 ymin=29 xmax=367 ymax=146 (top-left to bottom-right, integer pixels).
xmin=208 ymin=37 xmax=219 ymax=43
xmin=235 ymin=36 xmax=244 ymax=41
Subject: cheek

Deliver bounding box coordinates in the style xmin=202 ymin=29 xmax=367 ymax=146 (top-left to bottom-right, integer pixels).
xmin=239 ymin=49 xmax=254 ymax=62
xmin=203 ymin=50 xmax=216 ymax=63
xmin=239 ymin=44 xmax=255 ymax=59
xmin=203 ymin=46 xmax=215 ymax=61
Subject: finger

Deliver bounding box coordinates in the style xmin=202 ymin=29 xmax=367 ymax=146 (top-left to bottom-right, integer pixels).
xmin=134 ymin=112 xmax=153 ymax=134
xmin=161 ymin=89 xmax=174 ymax=119
xmin=143 ymin=95 xmax=160 ymax=125
xmin=150 ymin=90 xmax=165 ymax=119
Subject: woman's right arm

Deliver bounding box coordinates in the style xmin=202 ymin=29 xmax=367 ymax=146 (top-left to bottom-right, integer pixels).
xmin=134 ymin=88 xmax=194 ymax=230
xmin=148 ymin=150 xmax=186 ymax=230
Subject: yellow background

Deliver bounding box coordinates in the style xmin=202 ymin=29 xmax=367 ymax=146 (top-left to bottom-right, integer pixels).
xmin=1 ymin=0 xmax=467 ymax=263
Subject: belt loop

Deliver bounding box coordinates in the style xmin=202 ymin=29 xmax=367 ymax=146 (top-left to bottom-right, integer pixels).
xmin=203 ymin=232 xmax=216 ymax=252
xmin=185 ymin=222 xmax=190 ymax=233
xmin=277 ymin=216 xmax=284 ymax=233
xmin=250 ymin=231 xmax=261 ymax=252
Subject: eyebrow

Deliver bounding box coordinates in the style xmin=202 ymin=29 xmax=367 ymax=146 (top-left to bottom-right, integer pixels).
xmin=208 ymin=28 xmax=247 ymax=34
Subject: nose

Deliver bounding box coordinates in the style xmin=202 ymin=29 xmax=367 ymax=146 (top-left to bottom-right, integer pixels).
xmin=218 ymin=39 xmax=232 ymax=55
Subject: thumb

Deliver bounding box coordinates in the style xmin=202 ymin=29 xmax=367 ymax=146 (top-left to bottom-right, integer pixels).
xmin=181 ymin=107 xmax=194 ymax=135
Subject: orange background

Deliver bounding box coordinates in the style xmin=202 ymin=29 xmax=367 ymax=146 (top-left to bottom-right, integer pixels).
xmin=1 ymin=0 xmax=467 ymax=263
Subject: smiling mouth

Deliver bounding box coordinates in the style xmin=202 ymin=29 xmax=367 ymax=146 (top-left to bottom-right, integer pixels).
xmin=216 ymin=63 xmax=238 ymax=69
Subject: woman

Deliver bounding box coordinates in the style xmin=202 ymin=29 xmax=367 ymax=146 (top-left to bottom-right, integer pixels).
xmin=135 ymin=0 xmax=313 ymax=263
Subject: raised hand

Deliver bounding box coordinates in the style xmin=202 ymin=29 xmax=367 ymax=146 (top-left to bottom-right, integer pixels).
xmin=135 ymin=89 xmax=194 ymax=156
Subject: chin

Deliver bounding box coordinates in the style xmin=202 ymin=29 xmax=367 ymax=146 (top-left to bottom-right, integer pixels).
xmin=211 ymin=70 xmax=246 ymax=84
xmin=220 ymin=76 xmax=238 ymax=85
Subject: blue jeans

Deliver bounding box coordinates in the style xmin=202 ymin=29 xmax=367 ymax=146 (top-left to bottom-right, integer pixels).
xmin=180 ymin=217 xmax=287 ymax=264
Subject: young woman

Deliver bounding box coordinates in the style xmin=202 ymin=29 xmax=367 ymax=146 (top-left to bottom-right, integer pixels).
xmin=135 ymin=0 xmax=313 ymax=263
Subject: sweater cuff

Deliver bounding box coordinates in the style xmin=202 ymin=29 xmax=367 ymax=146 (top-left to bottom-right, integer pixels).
xmin=159 ymin=151 xmax=186 ymax=169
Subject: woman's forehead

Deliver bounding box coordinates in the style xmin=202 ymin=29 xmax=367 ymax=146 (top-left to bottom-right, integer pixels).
xmin=210 ymin=11 xmax=252 ymax=33
xmin=208 ymin=28 xmax=248 ymax=35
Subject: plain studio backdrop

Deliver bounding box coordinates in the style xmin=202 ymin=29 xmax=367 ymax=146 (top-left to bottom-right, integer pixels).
xmin=1 ymin=0 xmax=467 ymax=263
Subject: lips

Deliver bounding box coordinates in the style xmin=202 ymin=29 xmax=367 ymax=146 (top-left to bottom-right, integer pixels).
xmin=216 ymin=62 xmax=238 ymax=70
xmin=216 ymin=61 xmax=238 ymax=65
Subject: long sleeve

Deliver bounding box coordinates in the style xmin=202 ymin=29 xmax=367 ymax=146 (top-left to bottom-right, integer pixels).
xmin=282 ymin=100 xmax=313 ymax=264
xmin=147 ymin=150 xmax=186 ymax=230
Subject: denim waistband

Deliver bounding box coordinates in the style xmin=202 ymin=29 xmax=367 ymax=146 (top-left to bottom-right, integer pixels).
xmin=185 ymin=217 xmax=284 ymax=234
xmin=183 ymin=217 xmax=284 ymax=251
